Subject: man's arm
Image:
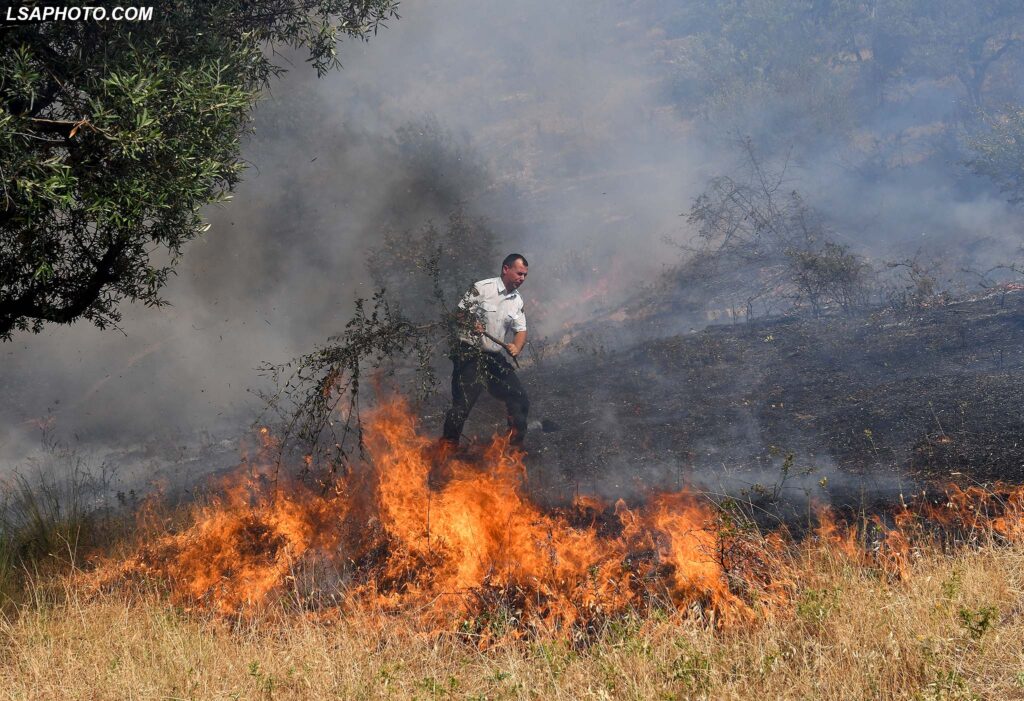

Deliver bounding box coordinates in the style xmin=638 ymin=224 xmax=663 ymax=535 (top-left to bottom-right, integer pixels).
xmin=507 ymin=330 xmax=527 ymax=357
xmin=507 ymin=300 xmax=527 ymax=356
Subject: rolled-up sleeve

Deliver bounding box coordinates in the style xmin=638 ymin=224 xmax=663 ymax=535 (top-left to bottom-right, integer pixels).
xmin=511 ymin=301 xmax=527 ymax=332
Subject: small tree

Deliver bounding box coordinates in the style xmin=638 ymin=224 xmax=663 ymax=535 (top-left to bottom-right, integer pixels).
xmin=787 ymin=241 xmax=870 ymax=317
xmin=366 ymin=206 xmax=499 ymax=322
xmin=264 ymin=223 xmax=505 ymax=479
xmin=260 ymin=260 xmax=471 ymax=480
xmin=261 ymin=119 xmax=514 ymax=478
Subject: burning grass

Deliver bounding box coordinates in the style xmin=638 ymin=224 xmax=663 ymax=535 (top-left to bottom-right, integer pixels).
xmin=91 ymin=398 xmax=794 ymax=634
xmin=63 ymin=397 xmax=1024 ymax=642
xmin=4 ymin=397 xmax=1024 ymax=697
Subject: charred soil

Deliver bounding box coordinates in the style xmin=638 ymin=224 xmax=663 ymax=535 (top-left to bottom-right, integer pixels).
xmin=503 ymin=291 xmax=1024 ymax=507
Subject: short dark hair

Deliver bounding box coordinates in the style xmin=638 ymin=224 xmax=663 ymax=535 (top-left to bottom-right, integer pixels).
xmin=502 ymin=253 xmax=528 ymax=269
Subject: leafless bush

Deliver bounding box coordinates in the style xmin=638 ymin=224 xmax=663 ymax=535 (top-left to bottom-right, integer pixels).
xmin=881 ymin=253 xmax=951 ymax=311
xmin=678 ymin=137 xmax=871 ymax=319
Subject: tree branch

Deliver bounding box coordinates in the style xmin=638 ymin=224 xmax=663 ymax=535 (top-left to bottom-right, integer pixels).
xmin=0 ymin=239 xmax=127 ymax=334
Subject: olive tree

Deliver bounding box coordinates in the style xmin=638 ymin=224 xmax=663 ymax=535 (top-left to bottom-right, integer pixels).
xmin=0 ymin=0 xmax=397 ymax=340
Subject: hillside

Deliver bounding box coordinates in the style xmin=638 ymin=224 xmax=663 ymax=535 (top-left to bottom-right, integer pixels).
xmin=449 ymin=291 xmax=1024 ymax=508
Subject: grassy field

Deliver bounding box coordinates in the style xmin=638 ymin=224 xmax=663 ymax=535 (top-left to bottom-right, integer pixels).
xmin=0 ymin=539 xmax=1022 ymax=700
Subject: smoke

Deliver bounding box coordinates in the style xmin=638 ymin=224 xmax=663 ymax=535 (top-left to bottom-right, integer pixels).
xmin=2 ymin=0 xmax=1022 ymax=498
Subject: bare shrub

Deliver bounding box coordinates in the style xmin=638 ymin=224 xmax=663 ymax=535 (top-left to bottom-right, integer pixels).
xmin=677 ymin=137 xmax=871 ymax=319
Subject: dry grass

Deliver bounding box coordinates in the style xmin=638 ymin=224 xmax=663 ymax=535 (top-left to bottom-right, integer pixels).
xmin=1 ymin=542 xmax=1023 ymax=700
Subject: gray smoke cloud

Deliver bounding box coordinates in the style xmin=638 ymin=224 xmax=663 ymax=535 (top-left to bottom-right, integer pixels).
xmin=2 ymin=0 xmax=1022 ymax=490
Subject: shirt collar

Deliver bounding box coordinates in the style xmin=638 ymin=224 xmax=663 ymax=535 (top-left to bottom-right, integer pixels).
xmin=496 ymin=277 xmax=517 ymax=298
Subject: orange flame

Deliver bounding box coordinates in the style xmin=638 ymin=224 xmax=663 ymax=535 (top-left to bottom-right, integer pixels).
xmin=355 ymin=400 xmax=786 ymax=629
xmin=101 ymin=398 xmax=790 ymax=631
xmin=97 ymin=398 xmax=1024 ymax=636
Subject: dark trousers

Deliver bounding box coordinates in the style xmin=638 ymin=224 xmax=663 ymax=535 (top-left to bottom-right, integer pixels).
xmin=442 ymin=343 xmax=529 ymax=445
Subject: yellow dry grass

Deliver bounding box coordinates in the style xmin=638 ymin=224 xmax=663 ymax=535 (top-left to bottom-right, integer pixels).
xmin=1 ymin=543 xmax=1023 ymax=700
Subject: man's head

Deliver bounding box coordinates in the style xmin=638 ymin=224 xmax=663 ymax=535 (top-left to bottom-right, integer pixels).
xmin=500 ymin=254 xmax=529 ymax=291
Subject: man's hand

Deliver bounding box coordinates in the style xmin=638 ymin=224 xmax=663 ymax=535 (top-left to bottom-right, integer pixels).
xmin=508 ymin=330 xmax=527 ymax=358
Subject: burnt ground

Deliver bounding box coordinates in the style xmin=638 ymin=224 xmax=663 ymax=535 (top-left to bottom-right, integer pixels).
xmin=437 ymin=290 xmax=1024 ymax=511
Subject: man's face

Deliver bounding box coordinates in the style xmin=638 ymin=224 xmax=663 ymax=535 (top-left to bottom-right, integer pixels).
xmin=501 ymin=259 xmax=529 ymax=291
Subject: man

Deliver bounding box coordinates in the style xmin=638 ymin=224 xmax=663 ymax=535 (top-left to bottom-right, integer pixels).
xmin=441 ymin=254 xmax=530 ymax=449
